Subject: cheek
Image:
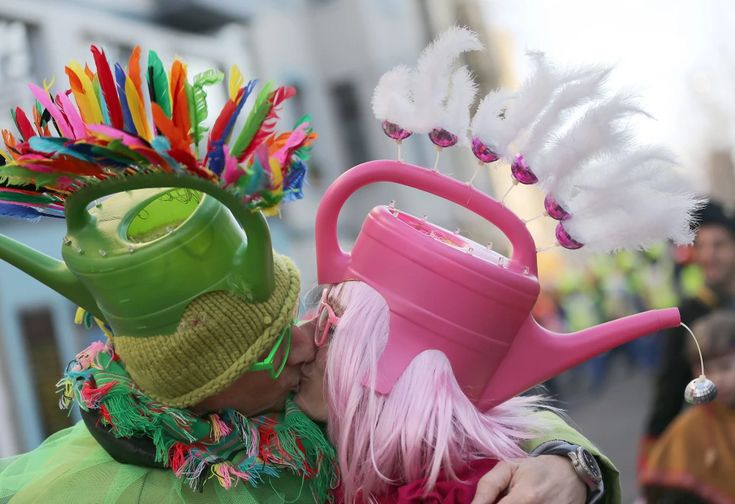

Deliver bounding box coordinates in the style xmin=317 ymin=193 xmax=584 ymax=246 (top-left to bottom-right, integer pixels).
xmin=315 ymin=347 xmax=328 ymax=373
xmin=304 ymin=352 xmax=328 ymax=401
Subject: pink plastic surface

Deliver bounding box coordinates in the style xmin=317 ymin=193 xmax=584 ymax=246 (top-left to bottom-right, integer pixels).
xmin=315 ymin=160 xmax=681 ymax=408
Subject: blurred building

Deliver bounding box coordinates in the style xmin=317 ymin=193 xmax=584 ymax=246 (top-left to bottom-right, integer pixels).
xmin=0 ymin=0 xmax=507 ymax=455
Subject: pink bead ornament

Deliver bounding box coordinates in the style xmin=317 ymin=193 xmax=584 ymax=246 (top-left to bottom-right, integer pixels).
xmin=429 ymin=128 xmax=458 ymax=148
xmin=510 ymin=154 xmax=538 ymax=185
xmin=381 ymin=120 xmax=412 ymax=141
xmin=471 ymin=137 xmax=500 ymax=163
xmin=543 ymin=194 xmax=571 ymax=221
xmin=555 ymin=222 xmax=583 ymax=249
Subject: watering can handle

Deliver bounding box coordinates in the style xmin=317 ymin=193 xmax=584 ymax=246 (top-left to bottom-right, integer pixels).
xmin=316 ymin=160 xmax=538 ymax=283
xmin=64 ymin=173 xmax=275 ymax=301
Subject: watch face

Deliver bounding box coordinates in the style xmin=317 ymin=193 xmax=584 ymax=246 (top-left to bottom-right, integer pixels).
xmin=580 ymin=449 xmax=602 ymax=482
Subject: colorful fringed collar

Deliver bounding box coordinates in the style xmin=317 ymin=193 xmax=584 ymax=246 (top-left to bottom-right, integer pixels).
xmin=57 ymin=341 xmax=337 ymax=501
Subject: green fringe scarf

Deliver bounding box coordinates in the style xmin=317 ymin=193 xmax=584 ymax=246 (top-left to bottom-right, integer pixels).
xmin=57 ymin=341 xmax=338 ymax=501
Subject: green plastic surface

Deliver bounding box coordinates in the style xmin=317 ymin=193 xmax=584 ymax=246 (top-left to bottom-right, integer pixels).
xmin=0 ymin=174 xmax=275 ymax=338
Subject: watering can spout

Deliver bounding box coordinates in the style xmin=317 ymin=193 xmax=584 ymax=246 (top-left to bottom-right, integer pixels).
xmin=478 ymin=307 xmax=681 ymax=410
xmin=0 ymin=234 xmax=102 ymax=319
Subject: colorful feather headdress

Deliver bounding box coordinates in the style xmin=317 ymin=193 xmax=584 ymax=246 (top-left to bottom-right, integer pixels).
xmin=0 ymin=45 xmax=313 ymax=220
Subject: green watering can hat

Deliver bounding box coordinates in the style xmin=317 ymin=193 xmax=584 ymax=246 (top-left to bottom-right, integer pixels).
xmin=0 ymin=46 xmax=313 ymax=406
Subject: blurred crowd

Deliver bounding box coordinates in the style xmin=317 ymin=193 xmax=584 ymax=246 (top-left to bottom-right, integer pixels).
xmin=534 ymin=201 xmax=735 ymax=503
xmin=535 ymin=244 xmax=702 ymax=399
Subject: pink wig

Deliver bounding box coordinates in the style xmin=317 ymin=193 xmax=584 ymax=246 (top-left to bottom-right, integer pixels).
xmin=325 ymin=281 xmax=548 ymax=502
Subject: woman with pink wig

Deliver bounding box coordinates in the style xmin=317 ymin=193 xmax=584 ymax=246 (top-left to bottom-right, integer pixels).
xmin=294 ymin=282 xmax=608 ymax=503
xmin=291 ymin=25 xmax=704 ymax=502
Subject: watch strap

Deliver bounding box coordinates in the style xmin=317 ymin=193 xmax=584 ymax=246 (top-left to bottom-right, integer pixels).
xmin=530 ymin=440 xmax=605 ymax=504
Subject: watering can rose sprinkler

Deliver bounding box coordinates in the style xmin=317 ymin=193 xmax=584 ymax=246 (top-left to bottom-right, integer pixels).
xmin=315 ymin=160 xmax=714 ymax=408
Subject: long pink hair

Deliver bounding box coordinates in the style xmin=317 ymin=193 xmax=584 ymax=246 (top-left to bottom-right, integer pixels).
xmin=324 ymin=281 xmax=548 ymax=502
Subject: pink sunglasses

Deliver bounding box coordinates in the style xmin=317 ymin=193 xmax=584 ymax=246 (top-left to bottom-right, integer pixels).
xmin=314 ymin=288 xmax=341 ymax=348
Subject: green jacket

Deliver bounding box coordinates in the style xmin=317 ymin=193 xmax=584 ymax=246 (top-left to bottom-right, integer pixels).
xmin=0 ymin=421 xmax=314 ymax=504
xmin=0 ymin=410 xmax=619 ymax=503
xmin=523 ymin=410 xmax=621 ymax=504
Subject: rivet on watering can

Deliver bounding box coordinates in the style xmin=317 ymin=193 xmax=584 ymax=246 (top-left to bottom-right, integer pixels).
xmin=388 ymin=200 xmax=397 ymax=215
xmin=98 ymin=249 xmax=107 ymax=257
xmin=523 ymin=266 xmax=530 ymax=275
xmin=63 ymin=236 xmax=72 ymax=246
xmin=128 ymin=246 xmax=135 ymax=254
xmin=486 ymin=242 xmax=493 ymax=250
xmin=165 ymin=225 xmax=174 ymax=234
xmin=75 ymin=246 xmax=84 ymax=255
xmin=453 ymin=228 xmax=461 ymax=235
xmin=421 ymin=215 xmax=429 ymax=222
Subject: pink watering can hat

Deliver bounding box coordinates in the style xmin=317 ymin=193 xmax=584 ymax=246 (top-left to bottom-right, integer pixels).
xmin=315 ymin=27 xmax=702 ymax=409
xmin=316 ymin=160 xmax=681 ymax=409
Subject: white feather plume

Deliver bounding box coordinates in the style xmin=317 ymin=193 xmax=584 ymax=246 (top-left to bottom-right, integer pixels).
xmin=535 ymin=93 xmax=645 ymax=193
xmin=493 ymin=53 xmax=594 ymax=156
xmin=560 ymin=150 xmax=702 ymax=253
xmin=571 ymin=147 xmax=678 ymax=193
xmin=372 ymin=65 xmax=414 ymax=126
xmin=372 ymin=41 xmax=701 ymax=255
xmin=521 ymin=67 xmax=612 ymax=169
xmin=440 ymin=66 xmax=478 ymax=144
xmin=410 ymin=26 xmax=482 ymax=133
xmin=563 ymin=188 xmax=701 ymax=253
xmin=470 ymin=89 xmax=516 ymax=153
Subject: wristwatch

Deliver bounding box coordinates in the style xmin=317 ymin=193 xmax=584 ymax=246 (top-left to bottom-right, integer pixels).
xmin=530 ymin=440 xmax=605 ymax=504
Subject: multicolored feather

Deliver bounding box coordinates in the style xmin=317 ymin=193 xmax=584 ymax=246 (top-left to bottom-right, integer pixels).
xmin=206 ymin=73 xmax=257 ymax=175
xmin=113 ymin=63 xmax=136 ymax=134
xmin=125 ymin=76 xmax=152 ymax=141
xmin=65 ymin=61 xmax=103 ymax=125
xmin=91 ymin=46 xmax=124 ymax=129
xmin=169 ymin=60 xmax=191 ymax=150
xmin=29 ymin=84 xmax=74 ymax=138
xmin=13 ymin=107 xmax=36 ymax=142
xmin=147 ymin=50 xmax=172 ymax=119
xmin=189 ymin=69 xmax=224 ymax=148
xmin=92 ymin=75 xmax=111 ymax=125
xmin=55 ymin=91 xmax=87 ymax=139
xmin=230 ymin=83 xmax=296 ymax=161
xmin=125 ymin=47 xmax=152 ymax=141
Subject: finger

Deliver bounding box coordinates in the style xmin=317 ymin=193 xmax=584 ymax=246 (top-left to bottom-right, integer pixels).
xmin=496 ymin=489 xmax=541 ymax=504
xmin=470 ymin=460 xmax=516 ymax=504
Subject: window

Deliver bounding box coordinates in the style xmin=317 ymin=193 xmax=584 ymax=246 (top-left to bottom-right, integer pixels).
xmin=0 ymin=19 xmax=34 ymax=86
xmin=329 ymin=81 xmax=370 ymax=168
xmin=19 ymin=308 xmax=72 ymax=437
xmin=0 ymin=19 xmax=40 ymax=133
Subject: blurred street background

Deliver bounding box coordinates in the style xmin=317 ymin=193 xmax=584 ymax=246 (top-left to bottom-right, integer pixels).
xmin=1 ymin=1 xmax=735 ymax=502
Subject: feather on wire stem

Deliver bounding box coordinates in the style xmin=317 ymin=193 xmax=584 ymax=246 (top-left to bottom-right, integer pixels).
xmin=370 ymin=27 xmax=701 ymax=254
xmin=372 ymin=26 xmax=482 ymax=164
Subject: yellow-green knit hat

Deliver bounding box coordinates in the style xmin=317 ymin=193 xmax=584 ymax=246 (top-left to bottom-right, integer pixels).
xmin=115 ymin=253 xmax=300 ymax=407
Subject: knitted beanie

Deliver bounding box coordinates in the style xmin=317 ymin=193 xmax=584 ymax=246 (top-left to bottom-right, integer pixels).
xmin=114 ymin=253 xmax=301 ymax=407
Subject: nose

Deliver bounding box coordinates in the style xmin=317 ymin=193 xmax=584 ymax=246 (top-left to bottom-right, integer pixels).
xmin=288 ymin=320 xmax=317 ymax=366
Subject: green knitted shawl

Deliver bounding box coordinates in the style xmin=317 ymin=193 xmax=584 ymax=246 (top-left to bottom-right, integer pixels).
xmin=57 ymin=341 xmax=338 ymax=501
